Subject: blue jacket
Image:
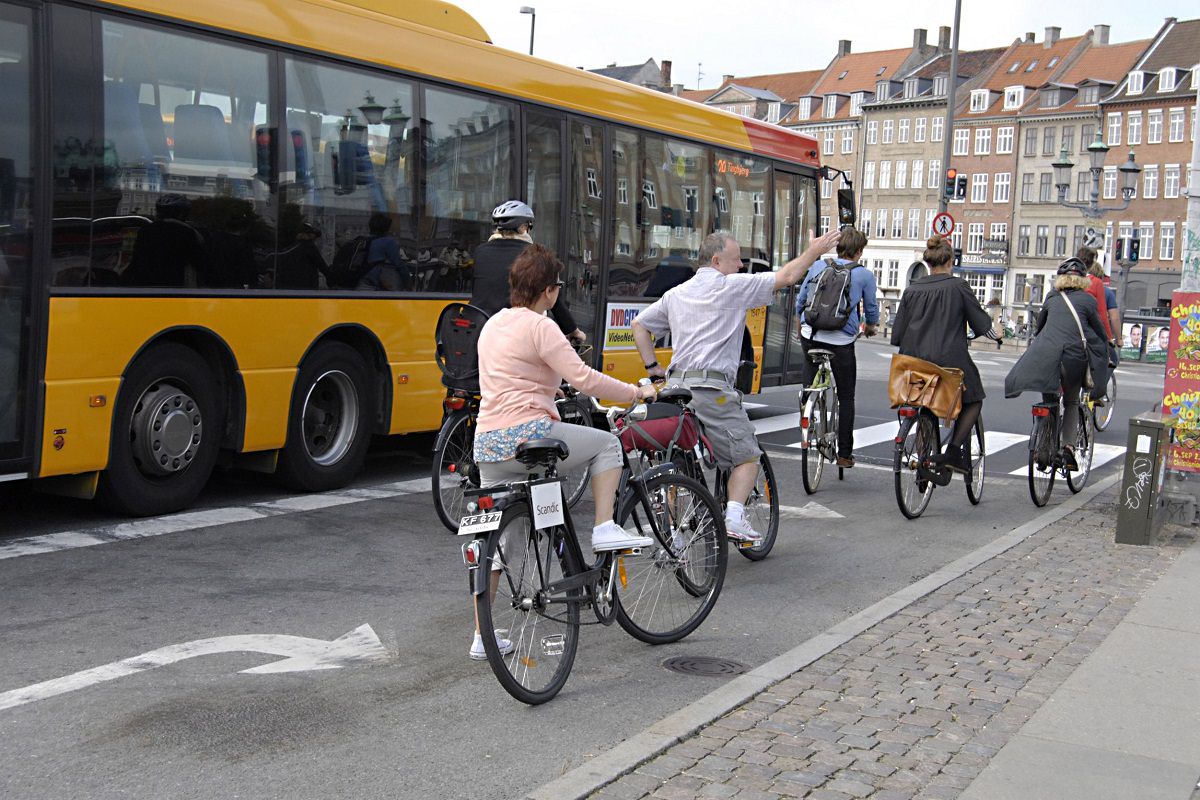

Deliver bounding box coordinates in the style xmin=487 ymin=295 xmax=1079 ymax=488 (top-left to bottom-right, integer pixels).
xmin=795 ymin=258 xmax=879 ymax=345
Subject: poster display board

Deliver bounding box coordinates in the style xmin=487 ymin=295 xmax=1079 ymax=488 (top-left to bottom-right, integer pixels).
xmin=1161 ymin=291 xmax=1200 ymax=471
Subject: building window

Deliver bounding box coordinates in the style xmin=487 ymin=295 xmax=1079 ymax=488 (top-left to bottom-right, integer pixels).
xmin=842 ymin=128 xmax=854 ymax=154
xmin=873 ymin=259 xmax=883 ymax=285
xmin=1061 ymin=125 xmax=1075 ymax=154
xmin=824 ymin=95 xmax=837 ymax=117
xmin=934 ymin=76 xmax=947 ymax=95
xmin=1039 ymin=173 xmax=1052 ymax=202
xmin=971 ymin=173 xmax=988 ymax=203
xmin=1042 ymin=126 xmax=1058 ymax=156
xmin=912 ymin=159 xmax=924 ymax=189
xmin=994 ymin=172 xmax=1011 ymax=203
xmin=642 ymin=179 xmax=657 ymax=208
xmin=752 ymin=191 xmax=765 ymax=216
xmin=1021 ymin=173 xmax=1034 ymax=203
xmin=863 ymin=161 xmax=876 ymax=190
xmin=1107 ymin=112 xmax=1122 ymax=146
xmin=1127 ymin=111 xmax=1142 ymax=145
xmin=991 ymin=222 xmax=1008 ymax=242
xmin=883 ymin=119 xmax=894 ymax=144
xmin=975 ymin=127 xmax=991 ymax=155
xmin=1081 ymin=85 xmax=1099 ymax=105
xmin=860 ymin=209 xmax=871 ymax=233
xmin=1076 ymin=171 xmax=1089 ymax=202
xmin=1165 ymin=164 xmax=1180 ymax=198
xmin=1103 ymin=167 xmax=1117 ymax=199
xmin=895 ymin=160 xmax=907 ymax=189
xmin=876 ymin=211 xmax=886 ymax=239
xmin=915 ymin=117 xmax=927 ymax=142
xmin=953 ymin=128 xmax=969 ymax=156
xmin=879 ymin=160 xmax=891 ymax=189
xmin=997 ymin=126 xmax=1014 ymax=153
xmin=952 ymin=223 xmax=963 ymax=250
xmin=1004 ymin=86 xmax=1024 ymax=109
xmin=1169 ymin=108 xmax=1185 ymax=142
xmin=931 ymin=117 xmax=944 ymax=142
xmin=851 ymin=93 xmax=864 ymax=116
xmin=821 ymin=178 xmax=832 ymax=199
xmin=823 ymin=129 xmax=835 ymax=155
xmin=929 ymin=159 xmax=941 ymax=188
xmin=1054 ymin=225 xmax=1067 ymax=257
xmin=1036 ymin=225 xmax=1048 ymax=256
xmin=1161 ymin=224 xmax=1176 ymax=261
xmin=716 ymin=187 xmax=729 ymax=213
xmin=1024 ymin=127 xmax=1038 ymax=156
xmin=797 ymin=97 xmax=811 ymax=119
xmin=819 ymin=215 xmax=829 ymax=234
xmin=908 ymin=208 xmax=921 ymax=239
xmin=925 ymin=208 xmax=935 ymax=235
xmin=587 ymin=168 xmax=600 ymax=198
xmin=888 ymin=260 xmax=899 ymax=287
xmin=866 ymin=120 xmax=877 ymax=144
xmin=1128 ymin=71 xmax=1144 ymax=94
xmin=1147 ymin=110 xmax=1162 ymax=143
xmin=892 ymin=209 xmax=903 ymax=238
xmin=617 ymin=178 xmax=628 ymax=205
xmin=1018 ymin=225 xmax=1030 ymax=256
xmin=1140 ymin=222 xmax=1155 ymax=260
xmin=876 ymin=80 xmax=890 ymax=101
xmin=898 ymin=118 xmax=910 ymax=143
xmin=968 ymin=223 xmax=984 ymax=253
xmin=1080 ymin=123 xmax=1095 ymax=152
xmin=970 ymin=89 xmax=989 ymax=112
xmin=1073 ymin=225 xmax=1085 ymax=254
xmin=1159 ymin=68 xmax=1177 ymax=92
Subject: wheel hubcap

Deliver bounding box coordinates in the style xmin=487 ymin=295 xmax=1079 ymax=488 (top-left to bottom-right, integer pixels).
xmin=302 ymin=370 xmax=359 ymax=466
xmin=131 ymin=382 xmax=202 ymax=476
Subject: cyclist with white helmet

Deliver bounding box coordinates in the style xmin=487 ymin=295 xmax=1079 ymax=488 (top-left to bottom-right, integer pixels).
xmin=470 ymin=200 xmax=585 ymax=342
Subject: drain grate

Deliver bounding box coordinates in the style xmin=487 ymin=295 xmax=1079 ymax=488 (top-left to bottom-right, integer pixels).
xmin=661 ymin=655 xmax=749 ymax=677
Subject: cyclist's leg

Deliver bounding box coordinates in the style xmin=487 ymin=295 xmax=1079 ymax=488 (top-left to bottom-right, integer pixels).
xmin=797 ymin=336 xmax=818 ymax=387
xmin=826 ymin=341 xmax=857 ymax=460
xmin=687 ymin=381 xmax=762 ymax=539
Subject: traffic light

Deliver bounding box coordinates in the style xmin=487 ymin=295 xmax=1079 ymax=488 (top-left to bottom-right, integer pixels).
xmin=1113 ymin=238 xmax=1124 ymax=260
xmin=954 ymin=174 xmax=968 ymax=200
xmin=1130 ymin=235 xmax=1141 ymax=264
xmin=944 ymin=168 xmax=957 ymax=200
xmin=952 ymin=248 xmax=963 ymax=268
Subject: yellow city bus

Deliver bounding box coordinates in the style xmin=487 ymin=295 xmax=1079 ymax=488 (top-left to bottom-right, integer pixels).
xmin=0 ymin=0 xmax=823 ymax=516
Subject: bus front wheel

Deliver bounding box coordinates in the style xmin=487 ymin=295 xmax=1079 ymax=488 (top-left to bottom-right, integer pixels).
xmin=98 ymin=342 xmax=224 ymax=516
xmin=275 ymin=341 xmax=372 ymax=492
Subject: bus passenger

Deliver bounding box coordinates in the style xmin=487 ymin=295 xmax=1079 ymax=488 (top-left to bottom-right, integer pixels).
xmin=631 ymin=227 xmax=842 ymax=542
xmin=357 ymin=212 xmax=410 ymax=291
xmin=273 ymin=222 xmax=328 ymax=290
xmin=470 ymin=201 xmax=586 ymax=343
xmin=122 ymin=193 xmax=208 ymax=287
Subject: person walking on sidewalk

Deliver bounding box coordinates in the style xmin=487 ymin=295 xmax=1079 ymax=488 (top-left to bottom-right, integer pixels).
xmin=892 ymin=236 xmax=1001 ymax=473
xmin=793 ymin=227 xmax=879 ymax=468
xmin=631 ymin=227 xmax=842 ymax=543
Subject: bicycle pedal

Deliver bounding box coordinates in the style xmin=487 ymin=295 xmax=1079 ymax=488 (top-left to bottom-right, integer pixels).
xmin=735 ymin=539 xmax=756 ymax=549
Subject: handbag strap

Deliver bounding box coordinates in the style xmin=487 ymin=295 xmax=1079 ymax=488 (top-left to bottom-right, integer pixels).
xmin=1060 ymin=292 xmax=1089 ymax=352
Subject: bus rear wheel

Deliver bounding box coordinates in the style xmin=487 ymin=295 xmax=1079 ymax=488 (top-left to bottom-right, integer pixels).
xmin=98 ymin=342 xmax=223 ymax=516
xmin=276 ymin=341 xmax=372 ymax=492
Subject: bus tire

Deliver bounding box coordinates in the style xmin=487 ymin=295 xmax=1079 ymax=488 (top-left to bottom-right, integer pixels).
xmin=275 ymin=341 xmax=372 ymax=492
xmin=98 ymin=342 xmax=224 ymax=517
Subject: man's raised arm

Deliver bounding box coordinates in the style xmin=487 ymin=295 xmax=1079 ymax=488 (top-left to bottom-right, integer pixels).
xmin=774 ymin=228 xmax=842 ymax=290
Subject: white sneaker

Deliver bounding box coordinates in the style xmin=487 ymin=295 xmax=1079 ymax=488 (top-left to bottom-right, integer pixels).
xmin=725 ymin=516 xmax=763 ymax=543
xmin=591 ymin=521 xmax=654 ymax=552
xmin=469 ymin=630 xmax=515 ymax=661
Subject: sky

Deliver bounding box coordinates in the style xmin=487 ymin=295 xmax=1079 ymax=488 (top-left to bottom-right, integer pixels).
xmin=452 ymin=1 xmax=1183 ymax=88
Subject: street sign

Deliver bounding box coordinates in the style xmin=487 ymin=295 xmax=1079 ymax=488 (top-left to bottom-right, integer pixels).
xmin=932 ymin=212 xmax=954 ymax=237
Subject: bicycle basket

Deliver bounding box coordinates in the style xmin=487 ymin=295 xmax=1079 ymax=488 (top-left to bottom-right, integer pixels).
xmin=616 ymin=402 xmax=700 ymax=455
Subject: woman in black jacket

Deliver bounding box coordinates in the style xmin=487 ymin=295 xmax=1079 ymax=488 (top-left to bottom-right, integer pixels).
xmin=1004 ymin=257 xmax=1109 ymax=469
xmin=891 ymin=236 xmax=1000 ymax=472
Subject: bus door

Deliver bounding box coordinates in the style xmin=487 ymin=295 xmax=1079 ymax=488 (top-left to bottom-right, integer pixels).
xmin=0 ymin=2 xmax=36 ymax=475
xmin=761 ymin=170 xmax=810 ymax=386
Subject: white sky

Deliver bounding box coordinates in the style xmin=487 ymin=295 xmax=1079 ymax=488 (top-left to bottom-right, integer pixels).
xmin=452 ymin=1 xmax=1183 ymax=89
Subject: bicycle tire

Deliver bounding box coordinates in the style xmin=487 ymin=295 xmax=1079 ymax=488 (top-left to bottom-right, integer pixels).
xmin=1093 ymin=372 xmax=1116 ymax=431
xmin=965 ymin=418 xmax=986 ymax=505
xmin=1028 ymin=416 xmax=1055 ymax=507
xmin=556 ymin=395 xmax=594 ymax=508
xmin=432 ymin=410 xmax=476 ymax=533
xmin=477 ymin=505 xmax=579 ymax=705
xmin=801 ymin=394 xmax=825 ymax=495
xmin=894 ymin=413 xmax=935 ymax=519
xmin=738 ymin=451 xmax=779 ymax=561
xmin=613 ymin=472 xmax=727 ymax=644
xmin=1067 ymin=406 xmax=1094 ymax=493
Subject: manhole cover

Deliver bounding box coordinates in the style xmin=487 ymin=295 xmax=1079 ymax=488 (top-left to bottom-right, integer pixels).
xmin=661 ymin=656 xmax=748 ymax=677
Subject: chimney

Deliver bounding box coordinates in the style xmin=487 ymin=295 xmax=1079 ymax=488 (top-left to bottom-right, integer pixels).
xmin=672 ymin=83 xmax=683 ymax=96
xmin=660 ymin=60 xmax=672 ymax=88
xmin=1025 ymin=32 xmax=1036 ymax=43
xmin=913 ymin=28 xmax=927 ymax=51
xmin=938 ymin=26 xmax=951 ymax=51
xmin=722 ymin=74 xmax=734 ymax=85
xmin=607 ymin=62 xmax=616 ymax=68
xmin=1093 ymin=24 xmax=1110 ymax=45
xmin=1044 ymin=26 xmax=1061 ymax=46
xmin=837 ymin=39 xmax=852 ymax=57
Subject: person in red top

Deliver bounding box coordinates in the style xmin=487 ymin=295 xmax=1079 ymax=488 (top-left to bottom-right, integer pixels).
xmin=1076 ymin=247 xmax=1112 ymax=341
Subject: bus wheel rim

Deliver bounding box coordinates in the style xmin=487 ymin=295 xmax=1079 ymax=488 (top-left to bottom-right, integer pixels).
xmin=131 ymin=381 xmax=203 ymax=477
xmin=301 ymin=370 xmax=359 ymax=466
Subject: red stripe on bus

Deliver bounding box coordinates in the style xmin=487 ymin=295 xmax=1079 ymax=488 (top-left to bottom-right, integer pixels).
xmin=741 ymin=120 xmax=820 ymax=167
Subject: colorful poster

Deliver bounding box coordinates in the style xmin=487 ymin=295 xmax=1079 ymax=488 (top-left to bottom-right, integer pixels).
xmin=1145 ymin=324 xmax=1171 ymax=363
xmin=1120 ymin=322 xmax=1144 ymax=361
xmin=1161 ymin=292 xmax=1200 ymax=471
xmin=603 ymin=303 xmax=670 ymax=351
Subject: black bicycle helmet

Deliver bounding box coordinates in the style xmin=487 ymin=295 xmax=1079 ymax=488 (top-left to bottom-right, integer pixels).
xmin=1056 ymin=257 xmax=1088 ymax=277
xmin=491 ymin=200 xmax=534 ymax=231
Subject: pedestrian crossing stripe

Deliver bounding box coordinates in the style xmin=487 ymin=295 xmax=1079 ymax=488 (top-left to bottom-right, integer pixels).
xmin=778 ymin=502 xmax=843 ymax=519
xmin=1006 ymin=443 xmax=1126 ymax=476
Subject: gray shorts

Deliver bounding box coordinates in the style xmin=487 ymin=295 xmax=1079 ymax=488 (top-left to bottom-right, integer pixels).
xmin=668 ymin=376 xmax=761 ymax=470
xmin=477 ymin=420 xmax=622 ymax=487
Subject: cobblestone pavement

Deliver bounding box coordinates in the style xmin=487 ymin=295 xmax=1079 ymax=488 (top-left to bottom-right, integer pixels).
xmin=590 ymin=499 xmax=1186 ymax=800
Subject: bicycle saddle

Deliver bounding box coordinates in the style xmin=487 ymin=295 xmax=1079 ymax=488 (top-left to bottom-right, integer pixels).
xmin=807 ymin=348 xmax=834 ymax=357
xmin=656 ymin=387 xmax=693 ymax=406
xmin=515 ymin=438 xmax=570 ymax=466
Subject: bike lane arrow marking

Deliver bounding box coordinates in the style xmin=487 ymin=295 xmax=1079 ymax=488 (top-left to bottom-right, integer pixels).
xmin=0 ymin=624 xmax=390 ymax=712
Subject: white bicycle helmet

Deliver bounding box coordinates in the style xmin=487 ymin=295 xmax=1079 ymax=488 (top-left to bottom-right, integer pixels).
xmin=491 ymin=200 xmax=534 ymax=231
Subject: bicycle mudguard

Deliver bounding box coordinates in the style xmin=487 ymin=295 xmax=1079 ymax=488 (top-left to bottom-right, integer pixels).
xmin=640 ymin=462 xmax=679 ymax=483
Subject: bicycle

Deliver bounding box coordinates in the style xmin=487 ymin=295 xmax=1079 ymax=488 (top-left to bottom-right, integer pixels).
xmin=461 ymin=401 xmax=727 ymax=704
xmin=631 ymin=386 xmax=779 ymax=561
xmin=798 ymin=347 xmax=846 ymax=494
xmin=1092 ymin=370 xmax=1116 ymax=431
xmin=1027 ymin=388 xmax=1095 ymax=507
xmin=893 ymin=404 xmax=985 ymax=519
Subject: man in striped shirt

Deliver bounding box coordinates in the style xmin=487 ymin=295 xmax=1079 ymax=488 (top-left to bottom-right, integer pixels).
xmin=632 ymin=228 xmax=840 ymax=541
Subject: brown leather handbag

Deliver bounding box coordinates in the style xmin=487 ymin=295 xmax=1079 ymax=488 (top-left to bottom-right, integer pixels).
xmin=888 ymin=354 xmax=964 ymax=420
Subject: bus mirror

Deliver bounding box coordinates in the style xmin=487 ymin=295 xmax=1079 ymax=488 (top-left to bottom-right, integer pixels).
xmin=836 ymin=188 xmax=856 ymax=228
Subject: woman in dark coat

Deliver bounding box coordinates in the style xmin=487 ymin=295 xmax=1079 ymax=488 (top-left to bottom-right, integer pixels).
xmin=1004 ymin=257 xmax=1109 ymax=469
xmin=891 ymin=236 xmax=1000 ymax=472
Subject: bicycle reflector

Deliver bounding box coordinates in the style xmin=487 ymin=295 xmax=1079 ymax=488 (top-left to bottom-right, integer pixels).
xmin=1032 ymin=406 xmax=1052 ymax=417
xmin=898 ymin=407 xmax=918 ymax=417
xmin=477 ymin=495 xmax=495 ymax=510
xmin=462 ymin=540 xmax=481 ymax=568
xmin=800 ymin=416 xmax=809 ymax=430
xmin=444 ymin=396 xmax=467 ymax=411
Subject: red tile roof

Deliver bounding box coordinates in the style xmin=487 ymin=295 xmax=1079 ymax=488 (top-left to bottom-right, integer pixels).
xmin=983 ymin=35 xmax=1084 ymax=92
xmin=811 ymin=47 xmax=913 ymax=95
xmin=713 ymin=69 xmax=824 ymax=102
xmin=1058 ymin=40 xmax=1148 ymax=85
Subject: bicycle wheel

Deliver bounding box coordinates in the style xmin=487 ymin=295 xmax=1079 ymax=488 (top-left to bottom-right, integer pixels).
xmin=1067 ymin=407 xmax=1095 ymax=493
xmin=1093 ymin=372 xmax=1116 ymax=432
xmin=432 ymin=410 xmax=476 ymax=532
xmin=477 ymin=506 xmax=579 ymax=705
xmin=894 ymin=413 xmax=935 ymax=519
xmin=738 ymin=451 xmax=779 ymax=561
xmin=614 ymin=472 xmax=727 ymax=644
xmin=801 ymin=393 xmax=825 ymax=494
xmin=556 ymin=395 xmax=594 ymax=508
xmin=1027 ymin=417 xmax=1056 ymax=507
xmin=965 ymin=418 xmax=986 ymax=505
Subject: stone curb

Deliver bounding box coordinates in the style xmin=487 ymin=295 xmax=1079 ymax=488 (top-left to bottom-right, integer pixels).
xmin=525 ymin=472 xmax=1122 ymax=800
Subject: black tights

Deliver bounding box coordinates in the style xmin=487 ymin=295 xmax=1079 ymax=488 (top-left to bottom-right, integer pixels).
xmin=949 ymin=401 xmax=982 ymax=449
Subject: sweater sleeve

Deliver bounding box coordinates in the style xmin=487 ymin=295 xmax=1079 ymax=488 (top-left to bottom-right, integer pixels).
xmin=534 ymin=317 xmax=639 ymax=403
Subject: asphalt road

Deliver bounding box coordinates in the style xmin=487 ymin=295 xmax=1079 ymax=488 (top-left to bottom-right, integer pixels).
xmin=0 ymin=340 xmax=1167 ymax=800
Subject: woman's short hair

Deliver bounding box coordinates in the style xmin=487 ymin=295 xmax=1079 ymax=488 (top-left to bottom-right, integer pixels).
xmin=837 ymin=228 xmax=868 ymax=260
xmin=509 ymin=244 xmax=562 ymax=307
xmin=923 ymin=235 xmax=953 ymax=267
xmin=368 ymin=212 xmax=392 ymax=235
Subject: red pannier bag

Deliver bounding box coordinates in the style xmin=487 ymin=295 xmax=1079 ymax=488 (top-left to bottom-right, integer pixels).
xmin=616 ymin=402 xmax=701 ymax=455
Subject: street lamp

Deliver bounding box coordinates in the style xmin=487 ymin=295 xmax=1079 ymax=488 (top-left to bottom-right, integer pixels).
xmin=1051 ymin=131 xmax=1141 ymax=219
xmin=519 ymin=6 xmax=535 ymax=56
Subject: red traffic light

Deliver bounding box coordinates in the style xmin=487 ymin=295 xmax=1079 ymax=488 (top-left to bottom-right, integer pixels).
xmin=946 ymin=168 xmax=958 ymax=181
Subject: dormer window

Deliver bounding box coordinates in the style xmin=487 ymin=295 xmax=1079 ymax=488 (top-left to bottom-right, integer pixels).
xmin=970 ymin=89 xmax=989 ymax=112
xmin=767 ymin=102 xmax=781 ymax=123
xmin=824 ymin=94 xmax=838 ymax=117
xmin=933 ymin=76 xmax=947 ymax=95
xmin=1081 ymin=85 xmax=1099 ymax=104
xmin=1004 ymin=86 xmax=1025 ymax=110
xmin=1047 ymin=56 xmax=1059 ymax=69
xmin=1159 ymin=67 xmax=1177 ymax=92
xmin=797 ymin=97 xmax=812 ymax=119
xmin=1128 ymin=71 xmax=1144 ymax=94
xmin=904 ymin=78 xmax=918 ymax=98
xmin=1192 ymin=66 xmax=1199 ymax=90
xmin=838 ymin=70 xmax=848 ymax=80
xmin=1007 ymin=61 xmax=1021 ymax=73
xmin=1025 ymin=60 xmax=1038 ymax=72
xmin=876 ymin=80 xmax=890 ymax=101
xmin=850 ymin=92 xmax=864 ymax=116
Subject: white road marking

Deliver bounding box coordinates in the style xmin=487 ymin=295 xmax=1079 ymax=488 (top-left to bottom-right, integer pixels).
xmin=752 ymin=412 xmax=802 ymax=435
xmin=778 ymin=502 xmax=844 ymax=519
xmin=1006 ymin=444 xmax=1126 ymax=476
xmin=743 ymin=402 xmax=767 ymax=410
xmin=784 ymin=420 xmax=900 ymax=450
xmin=0 ymin=624 xmax=390 ymax=712
xmin=984 ymin=431 xmax=1028 ymax=455
xmin=972 ymin=359 xmax=1000 ymax=366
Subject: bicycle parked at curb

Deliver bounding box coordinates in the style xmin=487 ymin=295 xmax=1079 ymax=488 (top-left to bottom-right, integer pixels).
xmin=1027 ymin=387 xmax=1094 ymax=507
xmin=459 ymin=398 xmax=728 ymax=704
xmin=893 ymin=404 xmax=986 ymax=519
xmin=798 ymin=346 xmax=848 ymax=494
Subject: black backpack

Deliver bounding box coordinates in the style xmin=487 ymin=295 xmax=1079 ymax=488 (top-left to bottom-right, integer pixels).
xmin=804 ymin=258 xmax=860 ymax=331
xmin=326 ymin=235 xmax=375 ymax=288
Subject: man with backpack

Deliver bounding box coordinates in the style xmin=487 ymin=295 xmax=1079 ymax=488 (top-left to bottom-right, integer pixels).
xmin=794 ymin=227 xmax=878 ymax=469
xmin=631 ymin=227 xmax=841 ymax=543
